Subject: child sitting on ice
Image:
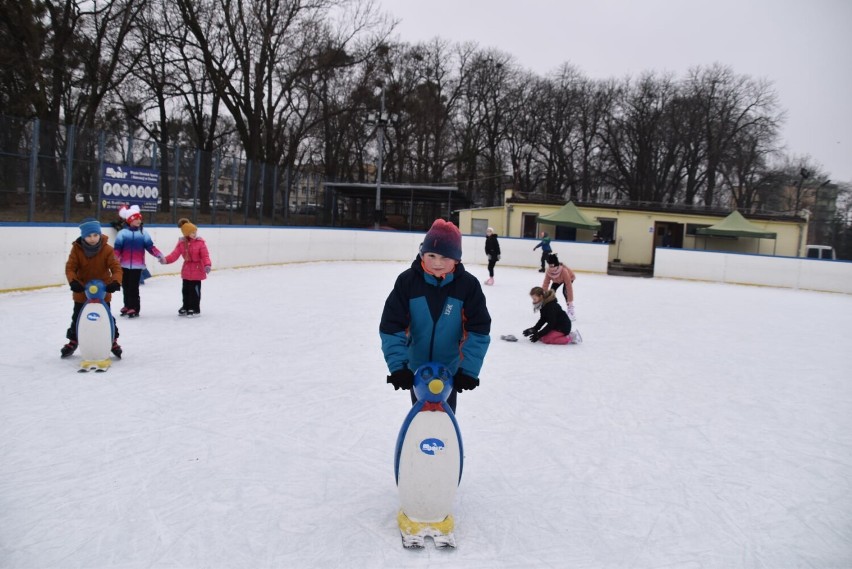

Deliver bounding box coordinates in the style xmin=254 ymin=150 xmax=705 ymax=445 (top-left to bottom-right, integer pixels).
xmin=522 ymin=286 xmax=582 ymax=345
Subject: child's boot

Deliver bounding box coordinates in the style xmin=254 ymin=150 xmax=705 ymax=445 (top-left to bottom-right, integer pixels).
xmin=60 ymin=340 xmax=78 ymax=358
xmin=111 ymin=340 xmax=123 ymax=359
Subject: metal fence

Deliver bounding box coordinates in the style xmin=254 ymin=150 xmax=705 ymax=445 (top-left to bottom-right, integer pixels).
xmin=0 ymin=114 xmax=331 ymax=227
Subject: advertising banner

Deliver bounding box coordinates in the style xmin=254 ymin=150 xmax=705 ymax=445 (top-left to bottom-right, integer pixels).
xmin=100 ymin=163 xmax=160 ymax=212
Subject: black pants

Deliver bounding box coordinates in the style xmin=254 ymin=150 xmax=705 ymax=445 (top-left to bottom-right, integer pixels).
xmin=540 ymin=251 xmax=549 ymax=270
xmin=410 ymin=388 xmax=457 ymax=413
xmin=122 ymin=268 xmax=142 ymax=312
xmin=487 ymin=257 xmax=497 ymax=277
xmin=550 ymin=282 xmax=569 ymax=303
xmin=182 ymin=279 xmax=202 ymax=312
xmin=67 ymin=301 xmax=118 ymax=341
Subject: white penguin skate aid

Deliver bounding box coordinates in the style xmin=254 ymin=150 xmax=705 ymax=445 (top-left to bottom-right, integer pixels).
xmin=76 ymin=280 xmax=116 ymax=373
xmin=394 ymin=362 xmax=463 ymax=549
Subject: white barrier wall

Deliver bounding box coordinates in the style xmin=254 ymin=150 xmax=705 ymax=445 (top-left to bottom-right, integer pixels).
xmin=0 ymin=224 xmax=609 ymax=291
xmin=1 ymin=224 xmax=848 ymax=293
xmin=654 ymin=248 xmax=852 ymax=294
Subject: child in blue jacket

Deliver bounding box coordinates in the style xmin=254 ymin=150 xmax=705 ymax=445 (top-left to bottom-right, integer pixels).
xmin=380 ymin=219 xmax=491 ymax=412
xmin=113 ymin=205 xmax=164 ymax=317
xmin=533 ymin=231 xmax=552 ymax=272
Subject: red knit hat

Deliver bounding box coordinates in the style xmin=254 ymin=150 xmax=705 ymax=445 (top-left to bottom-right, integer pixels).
xmin=420 ymin=219 xmax=462 ymax=261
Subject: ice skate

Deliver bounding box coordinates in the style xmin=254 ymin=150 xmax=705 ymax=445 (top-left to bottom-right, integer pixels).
xmin=60 ymin=340 xmax=78 ymax=358
xmin=569 ymin=329 xmax=583 ymax=344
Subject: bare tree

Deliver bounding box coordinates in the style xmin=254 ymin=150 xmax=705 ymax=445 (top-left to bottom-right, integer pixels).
xmin=600 ymin=72 xmax=683 ymax=203
xmin=174 ymin=0 xmax=390 ymax=215
xmin=683 ymin=64 xmax=784 ymax=207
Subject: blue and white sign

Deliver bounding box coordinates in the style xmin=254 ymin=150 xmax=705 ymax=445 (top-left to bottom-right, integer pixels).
xmin=100 ymin=163 xmax=160 ymax=212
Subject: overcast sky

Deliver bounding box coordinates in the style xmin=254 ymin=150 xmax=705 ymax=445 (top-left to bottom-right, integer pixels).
xmin=377 ymin=0 xmax=852 ymax=183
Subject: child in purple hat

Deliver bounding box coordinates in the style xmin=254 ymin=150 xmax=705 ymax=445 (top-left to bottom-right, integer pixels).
xmin=380 ymin=219 xmax=491 ymax=413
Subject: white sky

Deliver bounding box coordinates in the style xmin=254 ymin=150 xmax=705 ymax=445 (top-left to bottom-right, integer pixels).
xmin=2 ymin=260 xmax=851 ymax=567
xmin=378 ymin=0 xmax=852 ymax=183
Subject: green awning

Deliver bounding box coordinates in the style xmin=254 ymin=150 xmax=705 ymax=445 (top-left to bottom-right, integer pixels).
xmin=537 ymin=201 xmax=601 ymax=230
xmin=696 ymin=211 xmax=777 ymax=239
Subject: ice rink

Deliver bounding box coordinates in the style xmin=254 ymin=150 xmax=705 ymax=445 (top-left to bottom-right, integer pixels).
xmin=1 ymin=260 xmax=850 ymax=568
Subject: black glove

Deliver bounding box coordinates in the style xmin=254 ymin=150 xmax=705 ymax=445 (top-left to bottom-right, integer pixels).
xmin=105 ymin=281 xmax=121 ymax=293
xmin=69 ymin=280 xmax=84 ymax=293
xmin=387 ymin=368 xmax=414 ymax=390
xmin=529 ymin=332 xmax=541 ymax=343
xmin=454 ymin=372 xmax=479 ymax=392
xmin=522 ymin=327 xmax=536 ymax=337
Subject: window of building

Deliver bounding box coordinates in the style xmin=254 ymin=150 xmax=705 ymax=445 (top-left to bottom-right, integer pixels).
xmin=597 ymin=218 xmax=616 ymax=243
xmin=471 ymin=218 xmax=489 ymax=235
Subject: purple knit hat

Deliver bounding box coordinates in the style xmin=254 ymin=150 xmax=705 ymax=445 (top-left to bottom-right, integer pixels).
xmin=421 ymin=219 xmax=462 ymax=261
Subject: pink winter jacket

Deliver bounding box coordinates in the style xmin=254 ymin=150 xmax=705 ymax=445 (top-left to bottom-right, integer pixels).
xmin=163 ymin=236 xmax=212 ymax=280
xmin=542 ymin=264 xmax=576 ymax=302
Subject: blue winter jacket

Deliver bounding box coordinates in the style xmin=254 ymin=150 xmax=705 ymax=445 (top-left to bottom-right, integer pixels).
xmin=380 ymin=258 xmax=491 ymax=379
xmin=113 ymin=226 xmax=162 ymax=270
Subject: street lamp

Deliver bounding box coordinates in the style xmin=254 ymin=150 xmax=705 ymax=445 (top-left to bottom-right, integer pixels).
xmin=367 ymin=86 xmax=396 ymax=229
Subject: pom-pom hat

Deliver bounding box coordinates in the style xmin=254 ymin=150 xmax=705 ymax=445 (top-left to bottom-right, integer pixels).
xmin=79 ymin=218 xmax=101 ymax=238
xmin=119 ymin=204 xmax=142 ymax=223
xmin=420 ymin=219 xmax=462 ymax=261
xmin=178 ymin=217 xmax=198 ymax=237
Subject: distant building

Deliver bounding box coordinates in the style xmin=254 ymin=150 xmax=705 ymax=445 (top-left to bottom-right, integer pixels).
xmin=456 ymin=189 xmax=807 ymax=267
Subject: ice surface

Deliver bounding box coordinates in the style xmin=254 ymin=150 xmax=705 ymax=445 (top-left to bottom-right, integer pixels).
xmin=1 ymin=261 xmax=851 ymax=568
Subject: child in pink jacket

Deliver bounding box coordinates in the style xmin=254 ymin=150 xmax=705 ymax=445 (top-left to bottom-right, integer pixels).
xmin=542 ymin=253 xmax=577 ymax=320
xmin=161 ymin=218 xmax=212 ymax=317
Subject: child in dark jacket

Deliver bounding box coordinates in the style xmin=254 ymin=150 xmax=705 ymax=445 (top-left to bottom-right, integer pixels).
xmin=484 ymin=227 xmax=500 ymax=285
xmin=380 ymin=219 xmax=491 ymax=412
xmin=161 ymin=218 xmax=212 ymax=317
xmin=113 ymin=205 xmax=163 ymax=318
xmin=61 ymin=218 xmax=124 ymax=358
xmin=523 ymin=286 xmax=582 ymax=345
xmin=533 ymin=231 xmax=552 ymax=272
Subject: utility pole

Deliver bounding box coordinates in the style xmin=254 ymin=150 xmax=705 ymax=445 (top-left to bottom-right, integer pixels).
xmin=368 ymin=86 xmax=394 ymax=229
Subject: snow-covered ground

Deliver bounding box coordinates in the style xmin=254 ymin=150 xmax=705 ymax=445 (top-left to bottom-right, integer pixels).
xmin=1 ymin=261 xmax=850 ymax=569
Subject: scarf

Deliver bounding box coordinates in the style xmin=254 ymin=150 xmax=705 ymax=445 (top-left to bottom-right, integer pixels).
xmin=81 ymin=238 xmax=103 ymax=258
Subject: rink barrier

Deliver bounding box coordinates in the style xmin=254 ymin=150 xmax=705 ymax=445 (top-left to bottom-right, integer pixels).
xmin=0 ymin=223 xmax=849 ymax=294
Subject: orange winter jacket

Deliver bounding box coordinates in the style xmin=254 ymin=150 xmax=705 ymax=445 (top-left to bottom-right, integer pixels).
xmin=65 ymin=235 xmax=123 ymax=304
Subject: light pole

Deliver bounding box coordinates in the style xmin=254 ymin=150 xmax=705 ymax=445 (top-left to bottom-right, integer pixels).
xmin=368 ymin=86 xmax=395 ymax=229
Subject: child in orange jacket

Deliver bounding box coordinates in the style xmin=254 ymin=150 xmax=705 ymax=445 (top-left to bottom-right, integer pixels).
xmin=61 ymin=218 xmax=123 ymax=358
